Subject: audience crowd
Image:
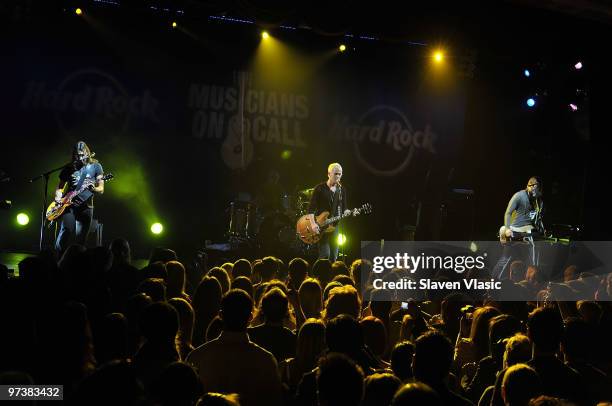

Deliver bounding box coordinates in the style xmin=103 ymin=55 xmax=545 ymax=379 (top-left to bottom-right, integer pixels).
xmin=1 ymin=239 xmax=612 ymax=406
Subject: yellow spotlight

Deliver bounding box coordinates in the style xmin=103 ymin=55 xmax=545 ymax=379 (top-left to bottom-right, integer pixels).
xmin=17 ymin=213 xmax=30 ymax=226
xmin=337 ymin=233 xmax=347 ymax=246
xmin=172 ymin=21 xmax=177 ymax=28
xmin=261 ymin=31 xmax=269 ymax=39
xmin=433 ymin=50 xmax=444 ymax=63
xmin=75 ymin=8 xmax=83 ymax=16
xmin=151 ymin=222 xmax=164 ymax=235
xmin=339 ymin=44 xmax=346 ymax=52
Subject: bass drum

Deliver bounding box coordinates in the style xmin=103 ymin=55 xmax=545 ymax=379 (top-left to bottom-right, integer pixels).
xmin=258 ymin=213 xmax=299 ymax=253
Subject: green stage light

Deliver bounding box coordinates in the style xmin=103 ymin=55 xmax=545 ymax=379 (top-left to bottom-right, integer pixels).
xmin=337 ymin=233 xmax=346 ymax=246
xmin=103 ymin=153 xmax=158 ymax=230
xmin=16 ymin=213 xmax=30 ymax=226
xmin=151 ymin=222 xmax=163 ymax=235
xmin=281 ymin=150 xmax=292 ymax=160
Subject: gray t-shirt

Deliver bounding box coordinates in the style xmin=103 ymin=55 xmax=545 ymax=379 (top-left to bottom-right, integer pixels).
xmin=504 ymin=190 xmax=542 ymax=228
xmin=60 ymin=162 xmax=103 ymax=208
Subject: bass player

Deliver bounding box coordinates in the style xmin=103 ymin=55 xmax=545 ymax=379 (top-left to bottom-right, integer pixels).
xmin=499 ymin=176 xmax=545 ymax=242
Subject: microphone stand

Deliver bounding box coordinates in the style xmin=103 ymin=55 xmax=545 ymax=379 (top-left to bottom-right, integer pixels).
xmin=30 ymin=163 xmax=71 ymax=251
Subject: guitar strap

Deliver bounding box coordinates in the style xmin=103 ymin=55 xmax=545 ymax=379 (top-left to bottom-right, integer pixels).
xmin=330 ymin=186 xmax=342 ymax=221
xmin=531 ymin=197 xmax=544 ymax=233
xmin=72 ymin=165 xmax=92 ymax=207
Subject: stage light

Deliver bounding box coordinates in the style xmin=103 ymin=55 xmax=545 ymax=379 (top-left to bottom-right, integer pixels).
xmin=470 ymin=241 xmax=478 ymax=253
xmin=75 ymin=8 xmax=83 ymax=16
xmin=16 ymin=213 xmax=29 ymax=226
xmin=569 ymin=103 xmax=578 ymax=111
xmin=261 ymin=31 xmax=269 ymax=39
xmin=337 ymin=233 xmax=347 ymax=246
xmin=281 ymin=150 xmax=292 ymax=160
xmin=524 ymin=69 xmax=530 ymax=77
xmin=151 ymin=222 xmax=163 ymax=235
xmin=526 ymin=98 xmax=536 ymax=107
xmin=574 ymin=61 xmax=583 ymax=70
xmin=172 ymin=21 xmax=177 ymax=28
xmin=433 ymin=50 xmax=444 ymax=63
xmin=339 ymin=44 xmax=346 ymax=52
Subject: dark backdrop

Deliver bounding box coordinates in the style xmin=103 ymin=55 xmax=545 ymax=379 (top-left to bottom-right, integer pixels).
xmin=0 ymin=2 xmax=610 ymax=259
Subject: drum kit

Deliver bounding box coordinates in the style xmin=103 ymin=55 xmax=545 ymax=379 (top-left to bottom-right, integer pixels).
xmin=226 ymin=187 xmax=316 ymax=254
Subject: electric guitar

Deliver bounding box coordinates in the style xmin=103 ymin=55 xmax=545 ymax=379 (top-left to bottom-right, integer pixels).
xmin=46 ymin=173 xmax=113 ymax=222
xmin=296 ymin=203 xmax=372 ymax=244
xmin=498 ymin=225 xmax=545 ymax=243
xmin=500 ymin=199 xmax=545 ymax=243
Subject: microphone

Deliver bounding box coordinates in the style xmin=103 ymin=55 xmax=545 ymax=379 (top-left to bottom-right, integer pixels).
xmin=82 ymin=152 xmax=95 ymax=160
xmin=74 ymin=152 xmax=95 ymax=166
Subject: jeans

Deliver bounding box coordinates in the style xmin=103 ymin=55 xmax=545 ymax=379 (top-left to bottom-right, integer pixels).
xmin=55 ymin=205 xmax=93 ymax=253
xmin=318 ymin=225 xmax=340 ymax=262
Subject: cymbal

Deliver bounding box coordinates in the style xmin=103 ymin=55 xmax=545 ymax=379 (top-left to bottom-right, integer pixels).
xmin=298 ymin=187 xmax=314 ymax=197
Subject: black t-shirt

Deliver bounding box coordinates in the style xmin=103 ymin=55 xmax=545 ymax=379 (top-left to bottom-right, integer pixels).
xmin=59 ymin=161 xmax=103 ymax=208
xmin=308 ymin=182 xmax=348 ymax=218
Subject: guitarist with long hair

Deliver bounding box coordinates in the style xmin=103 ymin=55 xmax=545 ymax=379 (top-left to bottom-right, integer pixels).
xmin=54 ymin=141 xmax=104 ymax=253
xmin=308 ymin=163 xmax=355 ymax=261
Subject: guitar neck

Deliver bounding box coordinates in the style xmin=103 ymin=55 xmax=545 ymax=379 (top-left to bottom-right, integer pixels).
xmin=75 ymin=183 xmax=90 ymax=195
xmin=71 ymin=175 xmax=110 ymax=197
xmin=322 ymin=211 xmax=356 ymax=227
xmin=71 ymin=180 xmax=94 ymax=197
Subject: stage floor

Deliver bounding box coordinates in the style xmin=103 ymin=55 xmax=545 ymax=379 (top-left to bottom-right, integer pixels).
xmin=0 ymin=251 xmax=148 ymax=276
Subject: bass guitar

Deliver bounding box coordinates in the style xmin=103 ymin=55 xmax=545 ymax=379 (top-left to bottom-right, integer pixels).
xmin=46 ymin=173 xmax=114 ymax=222
xmin=296 ymin=203 xmax=372 ymax=244
xmin=498 ymin=225 xmax=545 ymax=243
